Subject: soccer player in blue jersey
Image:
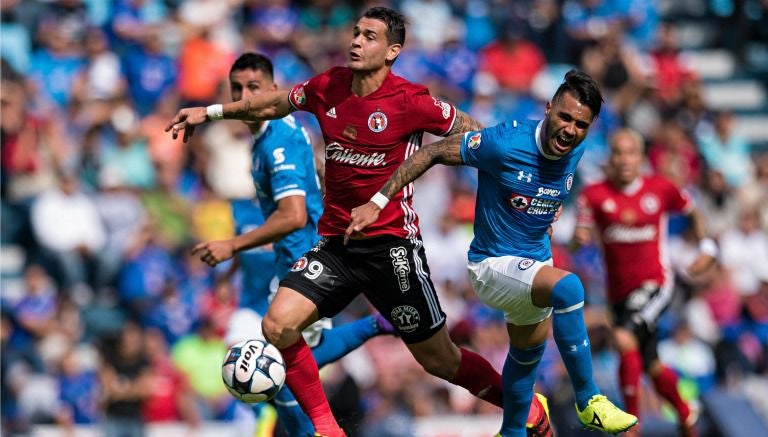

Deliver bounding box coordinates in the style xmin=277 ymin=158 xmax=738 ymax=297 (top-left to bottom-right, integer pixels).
xmin=347 ymin=70 xmax=638 ymax=436
xmin=193 ymin=53 xmax=394 ymax=437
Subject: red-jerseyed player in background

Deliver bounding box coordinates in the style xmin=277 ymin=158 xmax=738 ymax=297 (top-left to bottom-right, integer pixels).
xmin=166 ymin=7 xmax=551 ymax=437
xmin=573 ymin=128 xmax=716 ymax=437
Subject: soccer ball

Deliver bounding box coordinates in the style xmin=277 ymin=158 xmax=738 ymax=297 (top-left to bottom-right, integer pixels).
xmin=221 ymin=339 xmax=286 ymax=403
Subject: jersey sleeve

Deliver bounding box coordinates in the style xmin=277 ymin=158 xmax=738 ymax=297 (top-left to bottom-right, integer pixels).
xmin=404 ymin=89 xmax=457 ymax=136
xmin=459 ymin=124 xmax=505 ymax=174
xmin=265 ymin=130 xmax=310 ymax=201
xmin=288 ymin=69 xmax=332 ymax=113
xmin=660 ymin=177 xmax=693 ymax=214
xmin=575 ymin=190 xmax=596 ymax=227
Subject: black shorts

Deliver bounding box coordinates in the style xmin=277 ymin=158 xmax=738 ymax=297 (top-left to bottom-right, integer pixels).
xmin=610 ymin=282 xmax=673 ymax=366
xmin=280 ymin=235 xmax=446 ymax=344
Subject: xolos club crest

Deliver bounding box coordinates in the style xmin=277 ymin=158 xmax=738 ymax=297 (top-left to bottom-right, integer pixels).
xmin=368 ymin=111 xmax=388 ymax=132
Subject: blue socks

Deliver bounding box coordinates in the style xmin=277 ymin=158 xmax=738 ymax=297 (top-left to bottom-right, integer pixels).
xmin=499 ymin=343 xmax=546 ymax=437
xmin=311 ymin=316 xmax=379 ymax=367
xmin=268 ymin=386 xmax=315 ymax=436
xmin=551 ymin=273 xmax=600 ymax=410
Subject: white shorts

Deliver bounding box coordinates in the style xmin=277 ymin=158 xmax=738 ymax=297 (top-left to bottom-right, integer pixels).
xmin=467 ymin=256 xmax=553 ymax=326
xmin=224 ymin=307 xmax=333 ymax=349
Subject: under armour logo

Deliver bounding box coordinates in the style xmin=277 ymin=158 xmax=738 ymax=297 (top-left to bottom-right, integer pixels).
xmin=569 ymin=339 xmax=589 ymax=352
xmin=517 ymin=171 xmax=532 ymax=182
xmin=591 ymin=412 xmax=604 ymax=429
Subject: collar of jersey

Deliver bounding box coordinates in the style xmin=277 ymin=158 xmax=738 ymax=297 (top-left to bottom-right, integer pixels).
xmin=252 ymin=120 xmax=271 ymax=141
xmin=535 ymin=120 xmax=562 ymax=161
xmin=619 ymin=176 xmax=644 ymax=195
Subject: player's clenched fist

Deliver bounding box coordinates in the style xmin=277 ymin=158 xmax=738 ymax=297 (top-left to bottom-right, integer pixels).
xmin=164 ymin=106 xmax=208 ymax=142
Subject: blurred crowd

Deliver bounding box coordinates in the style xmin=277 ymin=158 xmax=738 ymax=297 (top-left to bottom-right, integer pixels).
xmin=2 ymin=0 xmax=768 ymax=436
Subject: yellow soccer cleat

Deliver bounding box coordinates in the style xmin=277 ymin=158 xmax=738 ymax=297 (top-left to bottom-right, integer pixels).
xmin=575 ymin=394 xmax=638 ymax=435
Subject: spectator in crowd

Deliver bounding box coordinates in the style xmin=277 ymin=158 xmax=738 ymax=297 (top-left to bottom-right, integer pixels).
xmin=27 ymin=21 xmax=84 ymax=110
xmin=477 ymin=24 xmax=546 ymax=94
xmin=116 ymin=224 xmax=177 ymax=315
xmin=697 ymin=110 xmax=754 ymax=189
xmin=738 ymin=153 xmax=768 ymax=229
xmin=109 ymin=0 xmax=169 ymax=52
xmin=70 ymin=26 xmax=126 ymax=127
xmin=122 ymin=28 xmax=177 ymax=117
xmin=649 ymin=23 xmax=701 ymax=113
xmin=55 ymin=347 xmax=100 ymax=428
xmin=143 ymin=281 xmax=197 ymax=345
xmin=30 ymin=169 xmax=107 ymax=295
xmin=1 ymin=61 xmax=67 ymax=203
xmin=98 ymin=321 xmax=152 ymax=437
xmin=658 ymin=320 xmax=717 ymax=392
xmin=719 ymin=206 xmax=768 ymax=296
xmin=142 ymin=328 xmax=200 ymax=426
xmin=696 ymin=169 xmax=740 ymax=238
xmin=648 ymin=119 xmax=702 ymax=189
xmin=171 ymin=317 xmax=234 ymax=421
xmin=177 ymin=28 xmax=234 ymax=106
xmin=11 ymin=265 xmax=58 ymax=345
xmin=100 ymin=105 xmax=157 ymax=190
xmin=93 ymin=166 xmax=148 ymax=292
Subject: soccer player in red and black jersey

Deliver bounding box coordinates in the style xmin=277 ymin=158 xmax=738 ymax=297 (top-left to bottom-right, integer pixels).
xmin=574 ymin=128 xmax=716 ymax=437
xmin=166 ymin=6 xmax=551 ymax=437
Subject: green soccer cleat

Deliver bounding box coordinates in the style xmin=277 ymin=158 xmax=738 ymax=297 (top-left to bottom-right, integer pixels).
xmin=575 ymin=394 xmax=638 ymax=435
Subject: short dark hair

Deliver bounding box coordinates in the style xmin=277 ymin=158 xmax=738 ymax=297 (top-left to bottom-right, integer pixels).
xmin=229 ymin=52 xmax=274 ymax=79
xmin=362 ymin=7 xmax=406 ymax=46
xmin=552 ymin=69 xmax=603 ymax=120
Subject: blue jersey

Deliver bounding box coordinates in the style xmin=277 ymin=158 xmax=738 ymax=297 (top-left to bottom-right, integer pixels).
xmin=460 ymin=120 xmax=584 ymax=262
xmin=231 ymin=199 xmax=277 ymax=315
xmin=250 ymin=116 xmax=324 ymax=279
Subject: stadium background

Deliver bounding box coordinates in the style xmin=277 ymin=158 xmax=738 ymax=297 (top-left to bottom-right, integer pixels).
xmin=1 ymin=0 xmax=767 ymax=436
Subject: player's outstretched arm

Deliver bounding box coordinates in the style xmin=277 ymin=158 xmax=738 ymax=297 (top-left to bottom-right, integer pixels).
xmin=345 ymin=133 xmax=464 ymax=243
xmin=446 ymin=109 xmax=484 ymax=136
xmin=164 ymin=90 xmax=293 ymax=142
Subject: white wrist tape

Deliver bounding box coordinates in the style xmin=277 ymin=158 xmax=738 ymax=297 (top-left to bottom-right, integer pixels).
xmin=206 ymin=104 xmax=224 ymax=120
xmin=699 ymin=238 xmax=718 ymax=257
xmin=370 ymin=192 xmax=390 ymax=209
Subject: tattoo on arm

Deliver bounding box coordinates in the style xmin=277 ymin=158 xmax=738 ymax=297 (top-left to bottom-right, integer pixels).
xmin=227 ymin=91 xmax=292 ymax=121
xmin=230 ymin=100 xmax=252 ymax=120
xmin=447 ymin=110 xmax=484 ymax=136
xmin=380 ymin=134 xmax=464 ymax=199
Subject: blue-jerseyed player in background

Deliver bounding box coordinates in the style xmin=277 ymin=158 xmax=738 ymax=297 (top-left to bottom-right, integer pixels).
xmin=347 ymin=70 xmax=638 ymax=436
xmin=193 ymin=53 xmax=394 ymax=437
